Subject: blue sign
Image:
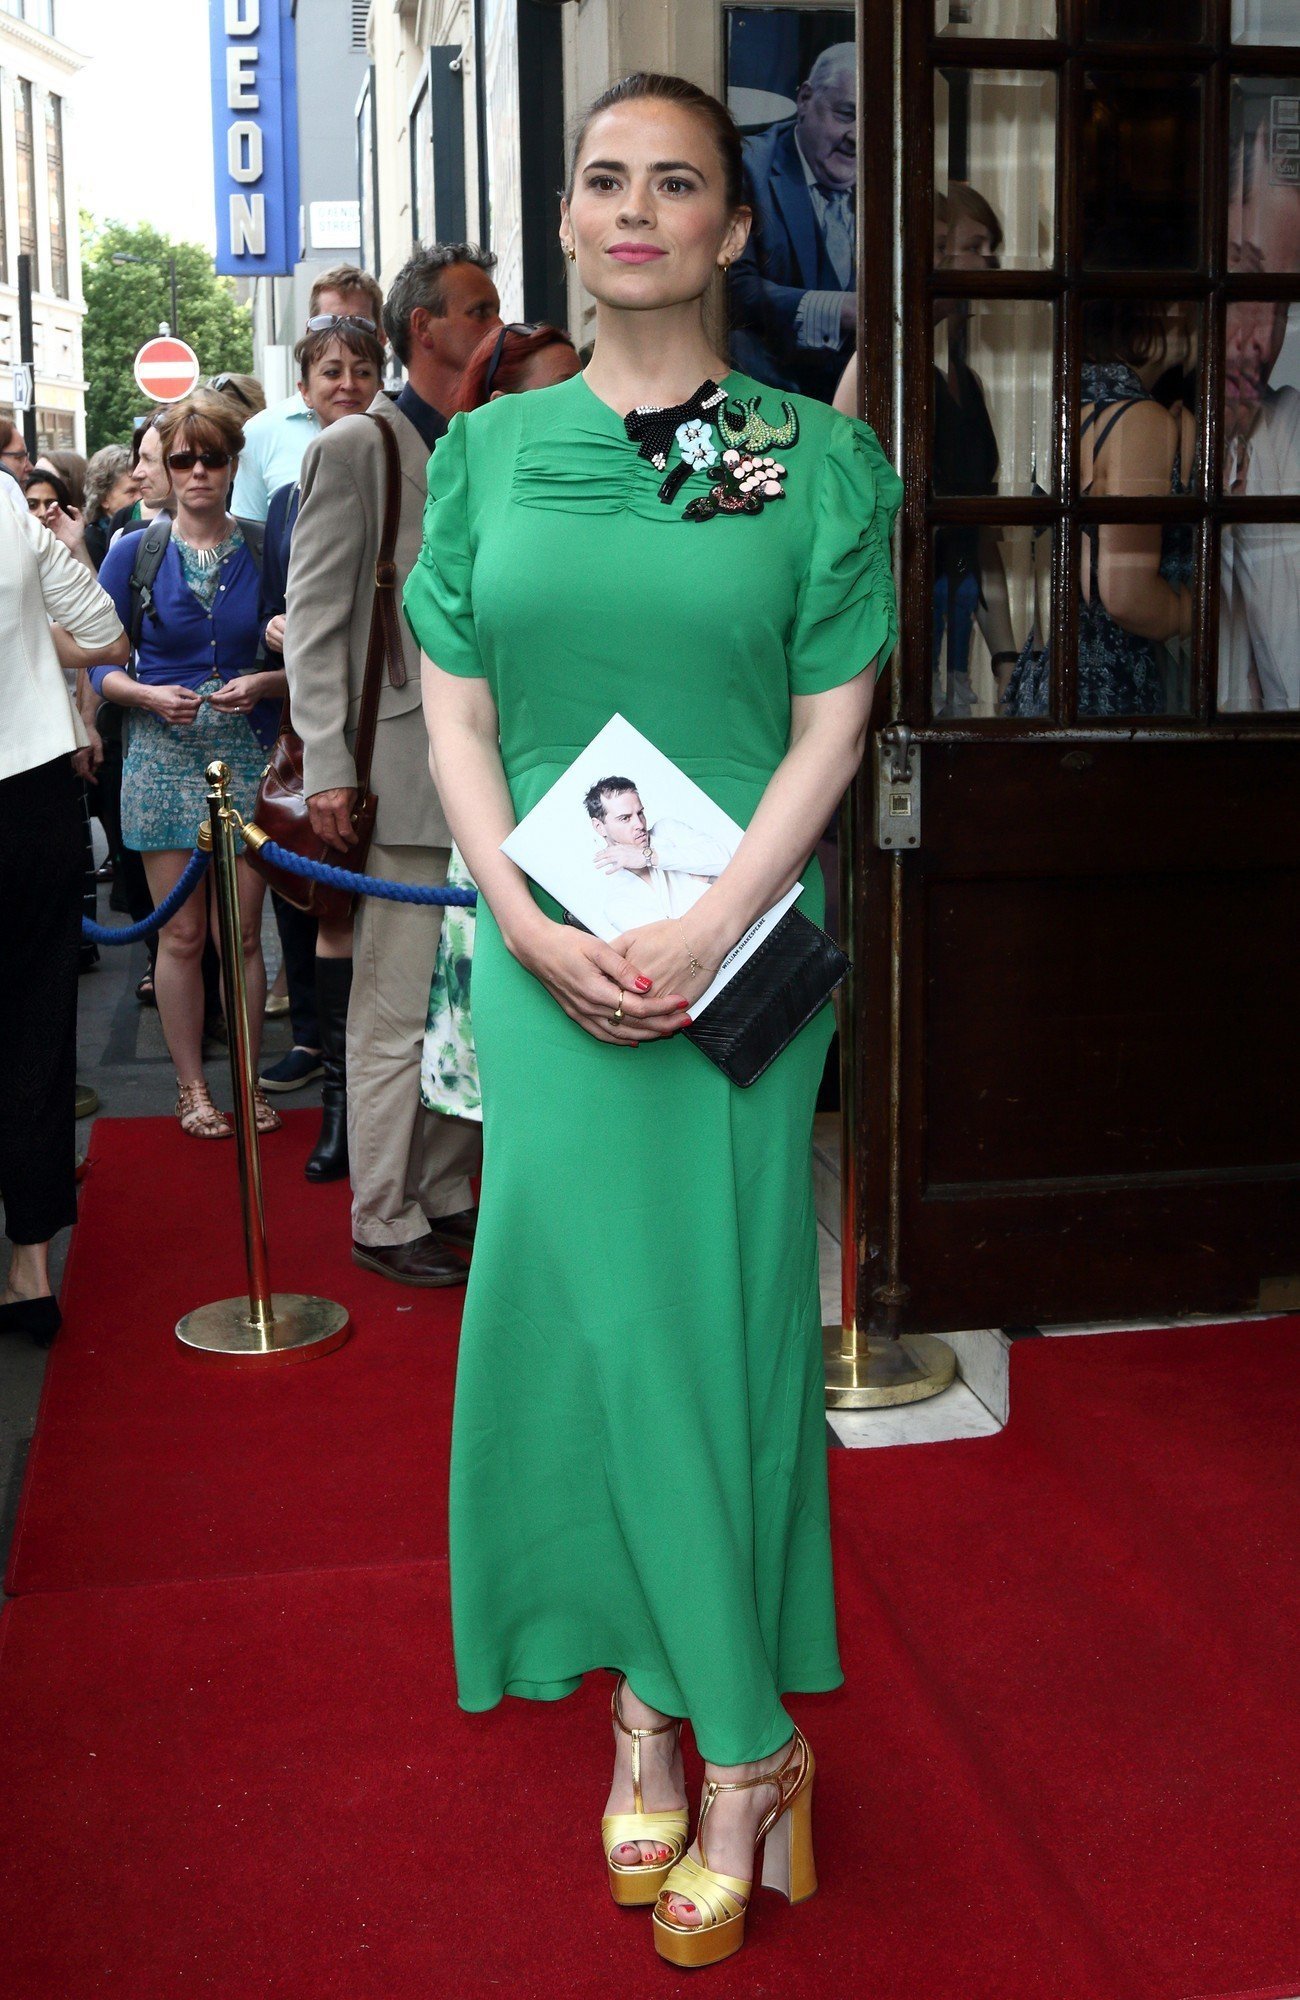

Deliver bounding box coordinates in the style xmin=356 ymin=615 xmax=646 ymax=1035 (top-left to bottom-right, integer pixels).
xmin=210 ymin=0 xmax=300 ymax=277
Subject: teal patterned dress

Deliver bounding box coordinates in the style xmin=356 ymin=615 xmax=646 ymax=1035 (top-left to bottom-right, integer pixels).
xmin=121 ymin=528 xmax=268 ymax=853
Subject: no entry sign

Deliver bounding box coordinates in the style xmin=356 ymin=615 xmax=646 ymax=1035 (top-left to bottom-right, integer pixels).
xmin=133 ymin=336 xmax=201 ymax=404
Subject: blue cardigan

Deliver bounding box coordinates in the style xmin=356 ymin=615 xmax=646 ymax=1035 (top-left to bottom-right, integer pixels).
xmin=91 ymin=531 xmax=279 ymax=749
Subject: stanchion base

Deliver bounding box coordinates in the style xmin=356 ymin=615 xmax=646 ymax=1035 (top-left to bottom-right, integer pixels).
xmin=823 ymin=1327 xmax=957 ymax=1410
xmin=176 ymin=1294 xmax=350 ymax=1364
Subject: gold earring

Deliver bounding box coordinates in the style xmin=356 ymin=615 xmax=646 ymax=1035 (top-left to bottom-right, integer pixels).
xmin=565 ymin=244 xmax=577 ymax=263
xmin=719 ymin=256 xmax=731 ymax=271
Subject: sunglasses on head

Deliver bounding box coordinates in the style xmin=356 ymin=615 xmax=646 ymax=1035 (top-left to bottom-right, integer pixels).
xmin=207 ymin=372 xmax=257 ymax=411
xmin=166 ymin=449 xmax=232 ymax=472
xmin=305 ymin=312 xmax=377 ymax=335
xmin=483 ymin=321 xmax=544 ymax=399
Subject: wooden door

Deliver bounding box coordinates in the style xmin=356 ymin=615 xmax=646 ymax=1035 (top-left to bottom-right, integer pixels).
xmin=853 ymin=0 xmax=1300 ymax=1334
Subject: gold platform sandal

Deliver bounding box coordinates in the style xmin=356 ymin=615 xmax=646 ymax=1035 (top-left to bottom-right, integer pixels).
xmin=652 ymin=1726 xmax=816 ymax=1968
xmin=601 ymin=1677 xmax=689 ymax=1907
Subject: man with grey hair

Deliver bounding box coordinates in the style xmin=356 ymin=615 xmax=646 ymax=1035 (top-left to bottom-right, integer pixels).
xmin=729 ymin=40 xmax=857 ymax=402
xmin=284 ymin=245 xmax=499 ymax=1285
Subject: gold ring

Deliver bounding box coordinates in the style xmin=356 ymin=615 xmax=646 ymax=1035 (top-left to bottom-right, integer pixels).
xmin=609 ymin=997 xmax=624 ymax=1026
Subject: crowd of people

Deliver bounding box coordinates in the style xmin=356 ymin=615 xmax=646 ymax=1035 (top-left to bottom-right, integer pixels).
xmin=0 ymin=257 xmax=587 ymax=1302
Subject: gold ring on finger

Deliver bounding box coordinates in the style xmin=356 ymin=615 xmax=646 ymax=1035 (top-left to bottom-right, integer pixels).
xmin=609 ymin=997 xmax=624 ymax=1025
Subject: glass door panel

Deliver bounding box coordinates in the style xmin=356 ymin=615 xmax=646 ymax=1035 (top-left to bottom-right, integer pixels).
xmin=1233 ymin=0 xmax=1300 ymax=42
xmin=935 ymin=69 xmax=1057 ymax=272
xmin=1081 ymin=71 xmax=1202 ymax=268
xmin=932 ymin=524 xmax=1052 ymax=719
xmin=1083 ymin=0 xmax=1207 ymax=39
xmin=1077 ymin=299 xmax=1201 ymax=494
xmin=1230 ymin=80 xmax=1300 ymax=271
xmin=1225 ymin=300 xmax=1300 ymax=492
xmin=935 ymin=0 xmax=1056 ymax=35
xmin=932 ymin=299 xmax=1054 ymax=498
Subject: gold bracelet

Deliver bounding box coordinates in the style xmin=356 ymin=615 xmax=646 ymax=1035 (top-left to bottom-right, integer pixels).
xmin=687 ymin=954 xmax=704 ymax=979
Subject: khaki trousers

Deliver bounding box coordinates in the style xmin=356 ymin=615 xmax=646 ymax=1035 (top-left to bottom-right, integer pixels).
xmin=346 ymin=840 xmax=482 ymax=1246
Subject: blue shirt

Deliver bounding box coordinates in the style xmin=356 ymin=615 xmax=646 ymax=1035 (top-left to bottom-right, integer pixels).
xmin=230 ymin=394 xmax=321 ymax=522
xmin=91 ymin=531 xmax=279 ymax=749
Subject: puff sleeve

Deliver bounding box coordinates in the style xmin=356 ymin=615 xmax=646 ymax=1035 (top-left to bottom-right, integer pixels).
xmin=788 ymin=415 xmax=902 ymax=695
xmin=403 ymin=413 xmax=485 ymax=678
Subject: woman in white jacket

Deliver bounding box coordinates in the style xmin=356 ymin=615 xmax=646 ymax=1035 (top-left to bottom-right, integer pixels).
xmin=0 ymin=494 xmax=128 ymax=1344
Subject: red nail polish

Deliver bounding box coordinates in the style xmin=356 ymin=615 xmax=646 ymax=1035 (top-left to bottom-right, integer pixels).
xmin=634 ymin=976 xmax=652 ymax=992
xmin=681 ymin=1016 xmax=694 ymax=1028
xmin=676 ymin=998 xmax=690 ymax=1010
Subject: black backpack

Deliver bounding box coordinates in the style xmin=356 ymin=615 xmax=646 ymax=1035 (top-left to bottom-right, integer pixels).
xmin=127 ymin=513 xmax=265 ymax=651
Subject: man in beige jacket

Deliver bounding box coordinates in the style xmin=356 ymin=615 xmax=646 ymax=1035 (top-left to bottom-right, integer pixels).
xmin=285 ymin=244 xmax=500 ymax=1284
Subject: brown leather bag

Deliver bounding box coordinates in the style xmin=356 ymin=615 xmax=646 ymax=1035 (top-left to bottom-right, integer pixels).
xmin=245 ymin=411 xmax=407 ymax=925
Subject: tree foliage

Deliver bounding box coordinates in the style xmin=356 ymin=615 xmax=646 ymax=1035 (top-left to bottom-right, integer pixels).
xmin=82 ymin=216 xmax=253 ymax=452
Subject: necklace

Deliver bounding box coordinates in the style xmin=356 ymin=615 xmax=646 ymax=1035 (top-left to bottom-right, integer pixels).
xmin=175 ymin=525 xmax=232 ymax=571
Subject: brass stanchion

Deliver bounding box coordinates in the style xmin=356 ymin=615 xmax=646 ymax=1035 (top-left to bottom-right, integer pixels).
xmin=175 ymin=762 xmax=350 ymax=1363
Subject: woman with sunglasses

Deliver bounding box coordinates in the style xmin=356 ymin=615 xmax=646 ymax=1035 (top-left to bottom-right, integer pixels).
xmin=257 ymin=316 xmax=387 ymax=1175
xmin=90 ymin=390 xmax=286 ymax=1140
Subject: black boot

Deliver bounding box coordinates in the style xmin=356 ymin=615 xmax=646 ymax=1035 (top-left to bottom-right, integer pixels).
xmin=305 ymin=956 xmax=352 ymax=1183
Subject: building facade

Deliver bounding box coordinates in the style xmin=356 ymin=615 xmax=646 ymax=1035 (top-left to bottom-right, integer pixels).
xmin=362 ymin=0 xmax=729 ymax=348
xmin=245 ymin=0 xmax=372 ymax=401
xmin=0 ymin=0 xmax=85 ymax=452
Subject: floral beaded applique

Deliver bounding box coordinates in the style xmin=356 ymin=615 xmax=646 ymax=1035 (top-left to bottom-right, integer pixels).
xmin=623 ymin=381 xmax=802 ymax=518
xmin=624 ymin=380 xmax=727 ymax=505
xmin=683 ymin=450 xmax=789 ymax=522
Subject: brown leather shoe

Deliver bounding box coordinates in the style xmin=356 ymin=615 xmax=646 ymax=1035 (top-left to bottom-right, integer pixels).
xmin=351 ymin=1236 xmax=468 ymax=1287
xmin=426 ymin=1206 xmax=477 ymax=1256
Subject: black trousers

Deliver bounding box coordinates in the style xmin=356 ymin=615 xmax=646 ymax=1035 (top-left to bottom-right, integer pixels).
xmin=271 ymin=892 xmax=320 ymax=1047
xmin=94 ymin=728 xmax=157 ymax=970
xmin=0 ymin=756 xmax=82 ymax=1246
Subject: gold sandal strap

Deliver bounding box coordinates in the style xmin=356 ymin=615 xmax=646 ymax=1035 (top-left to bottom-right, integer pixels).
xmin=610 ymin=1677 xmax=680 ymax=1817
xmin=697 ymin=1729 xmax=807 ymax=1869
xmin=655 ymin=1853 xmax=749 ymax=1929
xmin=602 ymin=1810 xmax=688 ymax=1865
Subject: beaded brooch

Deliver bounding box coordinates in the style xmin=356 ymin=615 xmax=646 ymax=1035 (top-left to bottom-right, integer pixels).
xmin=623 ymin=382 xmax=801 ymax=518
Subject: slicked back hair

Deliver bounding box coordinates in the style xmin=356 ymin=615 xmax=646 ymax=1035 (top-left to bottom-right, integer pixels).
xmin=383 ymin=244 xmax=497 ymax=366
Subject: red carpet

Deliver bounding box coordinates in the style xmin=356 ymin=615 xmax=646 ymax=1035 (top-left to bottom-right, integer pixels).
xmin=6 ymin=1114 xmax=459 ymax=1594
xmin=3 ymin=1117 xmax=1299 ymax=1998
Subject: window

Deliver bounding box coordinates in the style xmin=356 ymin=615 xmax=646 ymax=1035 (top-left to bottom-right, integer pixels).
xmin=14 ymin=79 xmax=37 ymax=273
xmin=0 ymin=101 xmax=6 ymax=284
xmin=45 ymin=92 xmax=67 ymax=298
xmin=410 ymin=68 xmax=433 ymax=246
xmin=915 ymin=7 xmax=1300 ymax=724
xmin=356 ymin=70 xmax=379 ymax=276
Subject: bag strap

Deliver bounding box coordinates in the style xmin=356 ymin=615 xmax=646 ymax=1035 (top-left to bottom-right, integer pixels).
xmin=351 ymin=410 xmax=406 ymax=795
xmin=235 ymin=515 xmax=265 ymax=575
xmin=128 ymin=515 xmax=172 ymax=651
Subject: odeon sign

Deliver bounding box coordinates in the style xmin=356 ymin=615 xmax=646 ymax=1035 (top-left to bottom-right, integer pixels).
xmin=209 ymin=0 xmax=300 ymax=277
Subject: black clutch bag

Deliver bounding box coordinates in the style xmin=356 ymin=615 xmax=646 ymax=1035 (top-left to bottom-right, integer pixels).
xmin=565 ymin=907 xmax=849 ymax=1088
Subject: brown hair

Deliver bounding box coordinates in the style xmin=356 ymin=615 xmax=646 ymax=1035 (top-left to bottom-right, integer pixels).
xmin=1083 ymin=298 xmax=1171 ymax=373
xmin=207 ymin=372 xmax=266 ymax=417
xmin=38 ymin=448 xmax=87 ymax=510
xmin=566 ymin=72 xmax=745 ymax=214
xmin=309 ymin=263 xmax=385 ymax=327
xmin=942 ymin=183 xmax=1004 ymax=260
xmin=294 ymin=320 xmax=386 ymax=383
xmin=453 ymin=323 xmax=577 ymax=412
xmin=154 ymin=389 xmax=246 ymax=463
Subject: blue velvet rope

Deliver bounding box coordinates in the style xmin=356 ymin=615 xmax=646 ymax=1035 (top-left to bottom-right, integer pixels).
xmin=81 ymin=848 xmax=211 ymax=945
xmin=255 ymin=839 xmax=478 ymax=906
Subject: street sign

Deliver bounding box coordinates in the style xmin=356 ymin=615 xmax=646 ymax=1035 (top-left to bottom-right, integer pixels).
xmin=11 ymin=363 xmax=33 ymax=412
xmin=132 ymin=335 xmax=201 ymax=404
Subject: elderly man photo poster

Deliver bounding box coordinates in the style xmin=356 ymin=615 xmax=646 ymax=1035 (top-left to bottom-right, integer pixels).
xmin=725 ymin=8 xmax=857 ymax=404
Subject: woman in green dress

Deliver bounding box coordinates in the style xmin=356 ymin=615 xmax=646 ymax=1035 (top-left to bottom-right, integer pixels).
xmin=404 ymin=72 xmax=900 ymax=1970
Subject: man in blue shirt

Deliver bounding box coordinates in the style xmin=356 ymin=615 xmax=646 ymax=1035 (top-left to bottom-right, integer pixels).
xmin=231 ymin=265 xmax=386 ymax=520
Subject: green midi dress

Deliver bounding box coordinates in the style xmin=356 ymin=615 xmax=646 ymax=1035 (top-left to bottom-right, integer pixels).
xmin=403 ymin=370 xmax=901 ymax=1765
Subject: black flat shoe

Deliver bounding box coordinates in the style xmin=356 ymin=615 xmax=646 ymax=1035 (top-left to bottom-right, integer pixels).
xmin=0 ymin=1295 xmax=62 ymax=1347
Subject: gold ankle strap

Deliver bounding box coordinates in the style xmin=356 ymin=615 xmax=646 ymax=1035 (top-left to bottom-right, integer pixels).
xmin=697 ymin=1729 xmax=808 ymax=1872
xmin=611 ymin=1677 xmax=679 ymax=1818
